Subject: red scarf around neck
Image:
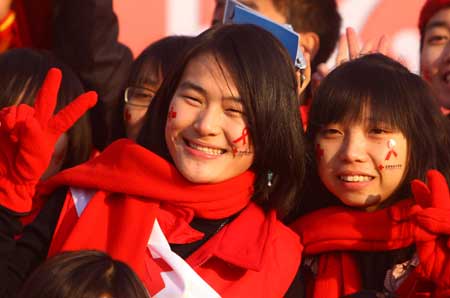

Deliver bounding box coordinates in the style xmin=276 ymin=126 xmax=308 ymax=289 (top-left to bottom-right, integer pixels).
xmin=41 ymin=139 xmax=255 ymax=219
xmin=290 ymin=200 xmax=437 ymax=298
xmin=40 ymin=139 xmax=255 ymax=292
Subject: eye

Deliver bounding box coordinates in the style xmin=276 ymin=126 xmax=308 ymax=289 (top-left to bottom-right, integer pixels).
xmin=320 ymin=127 xmax=342 ymax=138
xmin=369 ymin=127 xmax=388 ymax=134
xmin=225 ymin=108 xmax=244 ymax=116
xmin=183 ymin=95 xmax=203 ymax=106
xmin=224 ymin=101 xmax=245 ymax=117
xmin=426 ymin=32 xmax=450 ymax=45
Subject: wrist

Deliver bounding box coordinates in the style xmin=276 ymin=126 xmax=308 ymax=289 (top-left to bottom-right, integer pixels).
xmin=0 ymin=177 xmax=36 ymax=213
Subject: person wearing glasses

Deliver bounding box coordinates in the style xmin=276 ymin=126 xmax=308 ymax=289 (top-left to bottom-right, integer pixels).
xmin=111 ymin=35 xmax=193 ymax=142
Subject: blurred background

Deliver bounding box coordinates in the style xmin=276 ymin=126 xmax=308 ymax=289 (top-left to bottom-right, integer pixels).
xmin=114 ymin=0 xmax=427 ymax=72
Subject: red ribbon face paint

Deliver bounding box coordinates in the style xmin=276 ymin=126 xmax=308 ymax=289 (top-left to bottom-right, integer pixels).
xmin=316 ymin=144 xmax=324 ymax=161
xmin=378 ymin=164 xmax=384 ymax=171
xmin=231 ymin=127 xmax=252 ymax=157
xmin=385 ymin=139 xmax=398 ymax=161
xmin=233 ymin=127 xmax=249 ymax=145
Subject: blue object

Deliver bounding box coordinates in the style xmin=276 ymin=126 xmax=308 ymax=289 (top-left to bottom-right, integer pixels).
xmin=223 ymin=0 xmax=306 ymax=70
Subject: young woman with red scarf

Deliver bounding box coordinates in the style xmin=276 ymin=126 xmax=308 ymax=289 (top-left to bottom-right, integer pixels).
xmin=0 ymin=24 xmax=307 ymax=297
xmin=290 ymin=54 xmax=450 ymax=298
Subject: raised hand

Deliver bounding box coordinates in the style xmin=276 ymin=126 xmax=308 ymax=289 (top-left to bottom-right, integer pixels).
xmin=0 ymin=68 xmax=97 ymax=213
xmin=312 ymin=27 xmax=390 ymax=91
xmin=410 ymin=170 xmax=450 ymax=289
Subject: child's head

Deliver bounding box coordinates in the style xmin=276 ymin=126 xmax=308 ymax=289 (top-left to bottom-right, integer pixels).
xmin=306 ymin=54 xmax=450 ymax=211
xmin=138 ymin=24 xmax=306 ymax=217
xmin=212 ymin=0 xmax=341 ymax=72
xmin=114 ymin=35 xmax=194 ymax=141
xmin=419 ymin=0 xmax=450 ymax=110
xmin=0 ymin=48 xmax=92 ymax=179
xmin=18 ymin=250 xmax=149 ymax=298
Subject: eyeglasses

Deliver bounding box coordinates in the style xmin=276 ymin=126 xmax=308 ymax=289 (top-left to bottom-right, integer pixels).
xmin=124 ymin=86 xmax=156 ymax=108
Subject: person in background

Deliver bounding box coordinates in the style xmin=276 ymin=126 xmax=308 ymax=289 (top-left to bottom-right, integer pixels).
xmin=111 ymin=35 xmax=193 ymax=142
xmin=0 ymin=48 xmax=93 ymax=181
xmin=18 ymin=250 xmax=149 ymax=298
xmin=0 ymin=0 xmax=134 ymax=150
xmin=419 ymin=0 xmax=450 ymax=117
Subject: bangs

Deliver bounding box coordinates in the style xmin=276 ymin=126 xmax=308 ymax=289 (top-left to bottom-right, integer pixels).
xmin=129 ymin=58 xmax=161 ymax=88
xmin=308 ymin=55 xmax=416 ymax=136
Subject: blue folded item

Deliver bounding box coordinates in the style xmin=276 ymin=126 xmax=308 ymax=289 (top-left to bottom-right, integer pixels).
xmin=223 ymin=0 xmax=306 ymax=70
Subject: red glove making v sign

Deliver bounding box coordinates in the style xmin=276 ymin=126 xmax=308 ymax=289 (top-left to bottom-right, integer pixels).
xmin=0 ymin=68 xmax=97 ymax=214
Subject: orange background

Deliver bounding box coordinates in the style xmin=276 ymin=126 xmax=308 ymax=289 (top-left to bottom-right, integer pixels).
xmin=114 ymin=0 xmax=427 ymax=72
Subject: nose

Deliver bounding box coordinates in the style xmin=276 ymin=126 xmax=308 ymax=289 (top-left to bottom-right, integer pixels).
xmin=193 ymin=107 xmax=222 ymax=136
xmin=338 ymin=133 xmax=368 ymax=163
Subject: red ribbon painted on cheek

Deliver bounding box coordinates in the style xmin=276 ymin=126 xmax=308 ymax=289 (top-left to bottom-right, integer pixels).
xmin=385 ymin=139 xmax=398 ymax=161
xmin=233 ymin=127 xmax=249 ymax=145
xmin=385 ymin=149 xmax=398 ymax=161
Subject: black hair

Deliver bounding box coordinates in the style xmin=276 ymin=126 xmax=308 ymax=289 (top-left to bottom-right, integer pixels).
xmin=18 ymin=250 xmax=149 ymax=298
xmin=300 ymin=54 xmax=450 ymax=213
xmin=283 ymin=0 xmax=341 ymax=71
xmin=0 ymin=48 xmax=92 ymax=170
xmin=138 ymin=24 xmax=306 ymax=218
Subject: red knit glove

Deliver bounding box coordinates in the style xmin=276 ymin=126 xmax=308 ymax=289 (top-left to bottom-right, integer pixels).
xmin=0 ymin=68 xmax=97 ymax=213
xmin=410 ymin=170 xmax=450 ymax=290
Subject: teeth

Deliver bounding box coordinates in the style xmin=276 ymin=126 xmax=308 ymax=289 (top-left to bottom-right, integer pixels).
xmin=188 ymin=141 xmax=224 ymax=156
xmin=339 ymin=175 xmax=373 ymax=182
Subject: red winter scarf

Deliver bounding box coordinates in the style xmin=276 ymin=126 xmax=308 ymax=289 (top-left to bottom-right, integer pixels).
xmin=40 ymin=139 xmax=254 ymax=293
xmin=290 ymin=199 xmax=444 ymax=298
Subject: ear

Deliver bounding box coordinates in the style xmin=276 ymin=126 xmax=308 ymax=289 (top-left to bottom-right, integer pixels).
xmin=299 ymin=31 xmax=320 ymax=61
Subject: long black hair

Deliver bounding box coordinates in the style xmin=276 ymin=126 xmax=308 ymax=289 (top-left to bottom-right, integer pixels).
xmin=138 ymin=24 xmax=306 ymax=218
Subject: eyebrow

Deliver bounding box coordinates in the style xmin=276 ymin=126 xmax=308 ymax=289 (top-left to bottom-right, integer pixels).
xmin=178 ymin=81 xmax=242 ymax=102
xmin=425 ymin=20 xmax=450 ymax=31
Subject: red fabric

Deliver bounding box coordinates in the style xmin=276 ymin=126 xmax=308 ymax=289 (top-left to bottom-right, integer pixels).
xmin=0 ymin=68 xmax=97 ymax=213
xmin=40 ymin=140 xmax=301 ymax=296
xmin=299 ymin=97 xmax=311 ymax=131
xmin=41 ymin=139 xmax=255 ymax=219
xmin=290 ymin=170 xmax=450 ymax=297
xmin=419 ymin=0 xmax=450 ymax=33
xmin=410 ymin=170 xmax=450 ymax=290
xmin=20 ymin=149 xmax=101 ymax=227
xmin=0 ymin=11 xmax=15 ymax=51
xmin=10 ymin=0 xmax=53 ymax=49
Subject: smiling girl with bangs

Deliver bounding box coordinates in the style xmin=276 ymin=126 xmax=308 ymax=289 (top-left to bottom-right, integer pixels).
xmin=291 ymin=53 xmax=450 ymax=297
